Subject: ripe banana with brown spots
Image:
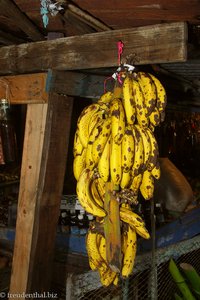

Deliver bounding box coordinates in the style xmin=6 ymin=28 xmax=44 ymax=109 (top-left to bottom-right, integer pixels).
xmin=137 ymin=72 xmax=157 ymax=117
xmin=122 ymin=75 xmax=136 ymax=125
xmin=76 ymin=168 xmax=106 ymax=217
xmin=121 ymin=224 xmax=137 ymax=278
xmin=140 ymin=169 xmax=155 ymax=200
xmin=110 ymin=98 xmax=126 ymax=144
xmin=77 ymin=103 xmax=100 ymax=148
xmin=132 ymin=78 xmax=149 ymax=127
xmin=110 ymin=137 xmax=122 ymax=185
xmin=92 ymin=117 xmax=111 ymax=166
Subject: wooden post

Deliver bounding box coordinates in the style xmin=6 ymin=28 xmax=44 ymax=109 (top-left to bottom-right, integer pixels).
xmin=9 ymin=93 xmax=73 ymax=297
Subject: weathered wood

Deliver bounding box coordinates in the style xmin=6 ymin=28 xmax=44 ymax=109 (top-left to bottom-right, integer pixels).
xmin=48 ymin=70 xmax=112 ymax=99
xmin=0 ymin=29 xmax=25 ymax=45
xmin=9 ymin=93 xmax=73 ymax=297
xmin=0 ymin=0 xmax=44 ymax=41
xmin=0 ymin=22 xmax=187 ymax=75
xmin=67 ymin=3 xmax=112 ymax=31
xmin=0 ymin=73 xmax=48 ymax=104
xmin=74 ymin=0 xmax=200 ymax=27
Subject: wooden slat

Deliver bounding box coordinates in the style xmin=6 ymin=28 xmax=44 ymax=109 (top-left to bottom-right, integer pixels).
xmin=0 ymin=22 xmax=187 ymax=75
xmin=0 ymin=73 xmax=48 ymax=104
xmin=0 ymin=0 xmax=44 ymax=41
xmin=9 ymin=93 xmax=74 ymax=297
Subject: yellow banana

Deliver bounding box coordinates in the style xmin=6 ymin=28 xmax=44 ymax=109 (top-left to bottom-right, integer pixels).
xmin=132 ymin=126 xmax=144 ymax=176
xmin=90 ymin=178 xmax=104 ymax=208
xmin=88 ymin=109 xmax=104 ymax=137
xmin=73 ymin=129 xmax=84 ymax=157
xmin=73 ymin=148 xmax=86 ymax=181
xmin=134 ymin=125 xmax=151 ymax=169
xmin=113 ymin=274 xmax=119 ymax=286
xmin=76 ymin=168 xmax=106 ymax=217
xmin=120 ymin=205 xmax=150 ymax=239
xmin=132 ymin=78 xmax=149 ymax=127
xmin=98 ymin=266 xmax=118 ymax=287
xmin=148 ymin=73 xmax=167 ymax=114
xmin=140 ymin=169 xmax=154 ymax=200
xmin=92 ymin=117 xmax=111 ymax=165
xmin=120 ymin=206 xmax=146 ymax=229
xmin=129 ymin=173 xmax=142 ymax=198
xmin=110 ymin=98 xmax=126 ymax=144
xmin=98 ymin=136 xmax=111 ymax=183
xmin=121 ymin=125 xmax=135 ymax=173
xmin=86 ymin=230 xmax=107 ymax=271
xmin=85 ymin=119 xmax=103 ymax=169
xmin=77 ymin=103 xmax=100 ymax=148
xmin=110 ymin=138 xmax=122 ymax=185
xmin=151 ymin=161 xmax=161 ymax=180
xmin=134 ymin=224 xmax=150 ymax=240
xmin=145 ymin=127 xmax=159 ymax=171
xmin=121 ymin=225 xmax=137 ymax=278
xmin=137 ymin=72 xmax=157 ymax=116
xmin=98 ymin=91 xmax=113 ymax=104
xmin=95 ymin=176 xmax=106 ymax=201
xmin=120 ymin=170 xmax=132 ymax=189
xmin=149 ymin=106 xmax=161 ymax=127
xmin=122 ymin=76 xmax=136 ymax=125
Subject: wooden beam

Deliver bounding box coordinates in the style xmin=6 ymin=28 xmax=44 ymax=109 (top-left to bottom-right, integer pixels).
xmin=67 ymin=3 xmax=112 ymax=31
xmin=0 ymin=29 xmax=25 ymax=45
xmin=0 ymin=73 xmax=48 ymax=104
xmin=0 ymin=22 xmax=187 ymax=75
xmin=48 ymin=70 xmax=110 ymax=99
xmin=9 ymin=93 xmax=73 ymax=296
xmin=1 ymin=0 xmax=44 ymax=41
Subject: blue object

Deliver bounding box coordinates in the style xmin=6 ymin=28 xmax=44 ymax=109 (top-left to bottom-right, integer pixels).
xmin=40 ymin=0 xmax=49 ymax=28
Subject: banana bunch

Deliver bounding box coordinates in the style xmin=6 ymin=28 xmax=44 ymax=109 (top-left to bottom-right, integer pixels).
xmin=73 ymin=69 xmax=167 ymax=285
xmin=86 ymin=205 xmax=150 ymax=285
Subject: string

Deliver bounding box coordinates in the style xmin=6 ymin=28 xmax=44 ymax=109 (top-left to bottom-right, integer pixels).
xmin=104 ymin=40 xmax=124 ymax=92
xmin=117 ymin=40 xmax=124 ymax=66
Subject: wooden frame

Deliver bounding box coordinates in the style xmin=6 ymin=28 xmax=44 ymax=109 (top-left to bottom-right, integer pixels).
xmin=0 ymin=21 xmax=187 ymax=298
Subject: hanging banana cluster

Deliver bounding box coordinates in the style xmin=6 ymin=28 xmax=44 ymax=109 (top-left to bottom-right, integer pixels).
xmin=73 ymin=70 xmax=167 ymax=286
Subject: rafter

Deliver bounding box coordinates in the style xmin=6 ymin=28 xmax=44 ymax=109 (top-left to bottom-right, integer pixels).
xmin=0 ymin=0 xmax=44 ymax=41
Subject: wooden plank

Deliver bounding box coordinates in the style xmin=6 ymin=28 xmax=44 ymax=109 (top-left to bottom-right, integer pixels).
xmin=0 ymin=0 xmax=44 ymax=41
xmin=0 ymin=22 xmax=187 ymax=75
xmin=48 ymin=70 xmax=111 ymax=99
xmin=0 ymin=73 xmax=48 ymax=104
xmin=9 ymin=93 xmax=73 ymax=297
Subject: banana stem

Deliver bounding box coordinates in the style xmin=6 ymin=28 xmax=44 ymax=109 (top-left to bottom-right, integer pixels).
xmin=104 ymin=181 xmax=122 ymax=273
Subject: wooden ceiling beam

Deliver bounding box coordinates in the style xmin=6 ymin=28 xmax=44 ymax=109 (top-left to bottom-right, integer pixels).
xmin=0 ymin=0 xmax=44 ymax=41
xmin=0 ymin=29 xmax=25 ymax=45
xmin=0 ymin=22 xmax=187 ymax=75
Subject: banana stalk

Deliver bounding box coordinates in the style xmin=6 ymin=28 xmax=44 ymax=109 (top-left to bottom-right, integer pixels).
xmin=104 ymin=181 xmax=121 ymax=273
